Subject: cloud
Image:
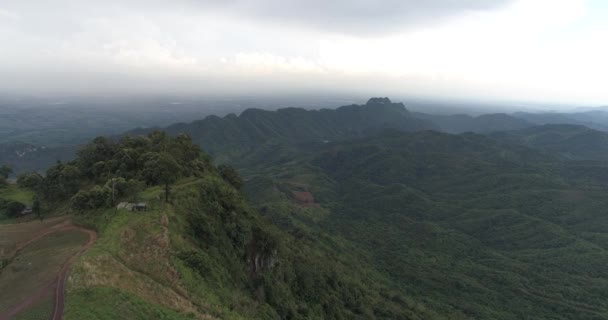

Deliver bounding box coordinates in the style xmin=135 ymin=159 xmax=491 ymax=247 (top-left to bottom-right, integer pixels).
xmin=189 ymin=0 xmax=515 ymax=35
xmin=2 ymin=1 xmax=514 ymax=35
xmin=0 ymin=0 xmax=606 ymax=105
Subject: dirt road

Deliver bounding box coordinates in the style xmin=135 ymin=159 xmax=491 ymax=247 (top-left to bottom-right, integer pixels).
xmin=51 ymin=227 xmax=96 ymax=320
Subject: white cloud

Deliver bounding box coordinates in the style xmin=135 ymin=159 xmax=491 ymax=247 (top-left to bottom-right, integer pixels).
xmin=230 ymin=52 xmax=325 ymax=74
xmin=0 ymin=0 xmax=605 ymax=105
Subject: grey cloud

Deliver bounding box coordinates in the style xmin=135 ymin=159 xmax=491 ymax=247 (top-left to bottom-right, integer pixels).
xmin=193 ymin=0 xmax=515 ymax=34
xmin=3 ymin=0 xmax=514 ymax=35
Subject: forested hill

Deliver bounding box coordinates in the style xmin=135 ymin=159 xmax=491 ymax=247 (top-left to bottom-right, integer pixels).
xmin=243 ymin=129 xmax=608 ymax=319
xmin=128 ymin=97 xmax=436 ymax=159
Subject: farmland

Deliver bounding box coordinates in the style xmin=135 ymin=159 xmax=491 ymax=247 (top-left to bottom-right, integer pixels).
xmin=0 ymin=218 xmax=94 ymax=319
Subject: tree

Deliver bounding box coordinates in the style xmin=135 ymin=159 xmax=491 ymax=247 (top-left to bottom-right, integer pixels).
xmin=219 ymin=165 xmax=243 ymax=190
xmin=143 ymin=152 xmax=181 ymax=202
xmin=17 ymin=172 xmax=44 ymax=190
xmin=0 ymin=165 xmax=13 ymax=179
xmin=32 ymin=194 xmax=42 ymax=221
xmin=6 ymin=201 xmax=25 ymax=218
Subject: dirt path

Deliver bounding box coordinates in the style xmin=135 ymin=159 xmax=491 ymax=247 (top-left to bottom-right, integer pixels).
xmin=51 ymin=227 xmax=96 ymax=320
xmin=0 ymin=224 xmax=97 ymax=320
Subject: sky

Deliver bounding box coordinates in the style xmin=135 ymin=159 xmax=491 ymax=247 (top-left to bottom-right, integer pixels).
xmin=0 ymin=0 xmax=607 ymax=105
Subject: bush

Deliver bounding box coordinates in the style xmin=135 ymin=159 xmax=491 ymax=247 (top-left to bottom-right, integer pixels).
xmin=5 ymin=201 xmax=26 ymax=218
xmin=17 ymin=172 xmax=44 ymax=189
xmin=71 ymin=186 xmax=111 ymax=212
xmin=219 ymin=165 xmax=243 ymax=190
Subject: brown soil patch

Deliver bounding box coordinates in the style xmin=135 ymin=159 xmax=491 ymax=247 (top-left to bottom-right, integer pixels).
xmin=292 ymin=191 xmax=320 ymax=208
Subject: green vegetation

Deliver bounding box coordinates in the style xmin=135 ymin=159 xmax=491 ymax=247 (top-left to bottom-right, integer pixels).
xmin=65 ymin=287 xmax=196 ymax=320
xmin=19 ymin=129 xmax=427 ymax=319
xmin=0 ymin=184 xmax=34 ymax=220
xmin=237 ymin=129 xmax=608 ymax=319
xmin=12 ymin=98 xmax=608 ymax=319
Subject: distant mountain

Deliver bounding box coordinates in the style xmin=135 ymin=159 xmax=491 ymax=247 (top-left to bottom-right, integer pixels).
xmin=128 ymin=98 xmax=437 ymax=161
xmin=414 ymin=112 xmax=533 ymax=134
xmin=490 ymin=124 xmax=608 ymax=161
xmin=0 ymin=98 xmax=437 ymax=174
xmin=512 ymin=111 xmax=608 ymax=132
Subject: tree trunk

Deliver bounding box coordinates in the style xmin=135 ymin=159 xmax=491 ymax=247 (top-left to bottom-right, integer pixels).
xmin=165 ymin=182 xmax=169 ymax=203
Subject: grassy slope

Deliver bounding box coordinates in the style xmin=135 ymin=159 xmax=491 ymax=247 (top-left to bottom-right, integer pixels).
xmin=65 ymin=175 xmax=441 ymax=320
xmin=66 ymin=205 xmax=215 ymax=319
xmin=66 ymin=178 xmax=254 ymax=319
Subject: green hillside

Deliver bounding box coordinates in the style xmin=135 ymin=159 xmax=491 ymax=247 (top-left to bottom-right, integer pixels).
xmin=20 ymin=130 xmax=434 ymax=319
xmin=239 ymin=130 xmax=608 ymax=319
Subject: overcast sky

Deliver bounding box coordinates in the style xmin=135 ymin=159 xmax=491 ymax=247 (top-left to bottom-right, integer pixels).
xmin=0 ymin=0 xmax=606 ymax=105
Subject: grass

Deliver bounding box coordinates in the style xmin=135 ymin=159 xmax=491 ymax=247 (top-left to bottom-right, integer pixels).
xmin=0 ymin=185 xmax=35 ymax=222
xmin=0 ymin=229 xmax=89 ymax=314
xmin=0 ymin=185 xmax=34 ymax=205
xmin=64 ymin=287 xmax=197 ymax=320
xmin=67 ymin=204 xmax=216 ymax=319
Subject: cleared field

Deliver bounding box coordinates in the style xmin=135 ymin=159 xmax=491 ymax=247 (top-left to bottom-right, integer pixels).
xmin=12 ymin=292 xmax=53 ymax=320
xmin=0 ymin=228 xmax=89 ymax=318
xmin=0 ymin=217 xmax=69 ymax=261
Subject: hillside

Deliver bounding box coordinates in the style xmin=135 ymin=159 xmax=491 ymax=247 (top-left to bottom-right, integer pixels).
xmin=240 ymin=129 xmax=608 ymax=319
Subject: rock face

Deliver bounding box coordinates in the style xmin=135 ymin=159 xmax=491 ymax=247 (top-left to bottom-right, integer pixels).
xmin=366 ymin=97 xmax=392 ymax=105
xmin=246 ymin=228 xmax=279 ymax=275
xmin=248 ymin=250 xmax=278 ymax=275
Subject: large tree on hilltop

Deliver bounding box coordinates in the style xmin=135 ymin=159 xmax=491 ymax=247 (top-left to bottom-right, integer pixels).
xmin=143 ymin=152 xmax=181 ymax=203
